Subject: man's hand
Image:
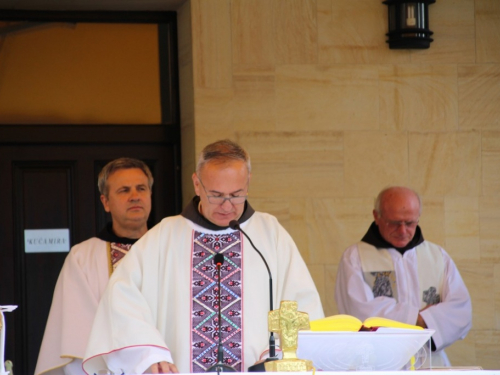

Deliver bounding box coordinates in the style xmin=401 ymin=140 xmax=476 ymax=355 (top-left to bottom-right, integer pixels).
xmin=145 ymin=361 xmax=179 ymax=374
xmin=416 ymin=313 xmax=427 ymax=328
xmin=416 ymin=303 xmax=436 ymax=328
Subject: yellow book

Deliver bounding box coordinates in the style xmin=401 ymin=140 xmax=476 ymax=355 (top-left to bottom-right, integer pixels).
xmin=310 ymin=314 xmax=423 ymax=332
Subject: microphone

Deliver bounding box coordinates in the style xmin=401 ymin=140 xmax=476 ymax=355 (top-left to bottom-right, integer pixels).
xmin=229 ymin=220 xmax=278 ymax=371
xmin=206 ymin=253 xmax=236 ymax=373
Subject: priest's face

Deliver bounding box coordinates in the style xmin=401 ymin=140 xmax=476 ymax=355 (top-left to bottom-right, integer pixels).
xmin=192 ymin=159 xmax=250 ymax=227
xmin=373 ymin=187 xmax=420 ymax=248
xmin=100 ymin=168 xmax=152 ymax=238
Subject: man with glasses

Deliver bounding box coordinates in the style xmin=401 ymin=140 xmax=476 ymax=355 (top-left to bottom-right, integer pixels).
xmin=335 ymin=186 xmax=472 ymax=367
xmin=83 ymin=139 xmax=324 ymax=374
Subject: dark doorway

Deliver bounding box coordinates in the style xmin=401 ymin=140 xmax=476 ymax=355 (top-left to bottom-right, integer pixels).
xmin=0 ymin=11 xmax=181 ymax=375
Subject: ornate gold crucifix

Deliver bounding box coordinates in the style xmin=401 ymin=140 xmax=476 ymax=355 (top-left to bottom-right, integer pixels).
xmin=264 ymin=300 xmax=314 ymax=372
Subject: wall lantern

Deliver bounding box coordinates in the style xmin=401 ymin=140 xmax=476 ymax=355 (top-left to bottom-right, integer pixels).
xmin=383 ymin=0 xmax=436 ymax=49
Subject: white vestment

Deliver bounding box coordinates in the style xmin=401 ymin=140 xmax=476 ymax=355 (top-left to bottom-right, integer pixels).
xmin=83 ymin=211 xmax=324 ymax=374
xmin=335 ymin=241 xmax=472 ymax=367
xmin=35 ymin=238 xmax=111 ymax=375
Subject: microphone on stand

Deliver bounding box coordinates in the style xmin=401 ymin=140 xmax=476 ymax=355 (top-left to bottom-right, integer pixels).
xmin=206 ymin=253 xmax=236 ymax=373
xmin=229 ymin=220 xmax=278 ymax=372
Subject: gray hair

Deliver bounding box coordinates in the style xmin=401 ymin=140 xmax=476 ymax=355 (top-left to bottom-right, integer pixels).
xmin=98 ymin=157 xmax=154 ymax=198
xmin=374 ymin=186 xmax=422 ymax=215
xmin=196 ymin=139 xmax=251 ymax=175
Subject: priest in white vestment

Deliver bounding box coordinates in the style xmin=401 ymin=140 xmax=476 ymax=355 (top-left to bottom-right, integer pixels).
xmin=83 ymin=139 xmax=324 ymax=374
xmin=335 ymin=186 xmax=472 ymax=367
xmin=35 ymin=158 xmax=154 ymax=375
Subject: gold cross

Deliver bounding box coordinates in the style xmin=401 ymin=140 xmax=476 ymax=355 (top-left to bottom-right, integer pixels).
xmin=268 ymin=300 xmax=310 ymax=360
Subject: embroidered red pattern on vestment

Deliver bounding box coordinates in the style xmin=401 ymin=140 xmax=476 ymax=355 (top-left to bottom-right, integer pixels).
xmin=191 ymin=231 xmax=243 ymax=372
xmin=109 ymin=242 xmax=132 ymax=271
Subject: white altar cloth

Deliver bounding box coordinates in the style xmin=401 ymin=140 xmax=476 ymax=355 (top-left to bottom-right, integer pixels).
xmin=112 ymin=370 xmax=498 ymax=374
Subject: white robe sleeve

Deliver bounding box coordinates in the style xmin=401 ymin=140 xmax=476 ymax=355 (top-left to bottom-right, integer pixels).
xmin=419 ymin=249 xmax=472 ymax=351
xmin=274 ymin=221 xmax=325 ymax=321
xmin=35 ymin=239 xmax=108 ymax=375
xmin=243 ymin=213 xmax=324 ymax=321
xmin=82 ymin=228 xmax=173 ymax=375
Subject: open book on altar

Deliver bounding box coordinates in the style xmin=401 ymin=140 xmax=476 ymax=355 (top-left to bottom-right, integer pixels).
xmin=297 ymin=315 xmax=434 ymax=371
xmin=309 ymin=314 xmax=424 ymax=332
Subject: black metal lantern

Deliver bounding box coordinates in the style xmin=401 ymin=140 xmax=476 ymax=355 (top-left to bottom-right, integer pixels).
xmin=383 ymin=0 xmax=436 ymax=49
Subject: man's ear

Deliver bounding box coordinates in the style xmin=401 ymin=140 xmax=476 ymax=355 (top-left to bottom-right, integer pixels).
xmin=100 ymin=194 xmax=111 ymax=213
xmin=372 ymin=209 xmax=379 ymax=224
xmin=192 ymin=172 xmax=201 ymax=196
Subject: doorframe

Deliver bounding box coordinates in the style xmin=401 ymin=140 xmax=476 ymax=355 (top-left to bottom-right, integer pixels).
xmin=0 ymin=10 xmax=182 ymax=374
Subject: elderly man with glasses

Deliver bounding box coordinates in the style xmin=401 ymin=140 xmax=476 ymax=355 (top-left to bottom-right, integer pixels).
xmin=335 ymin=186 xmax=472 ymax=368
xmin=83 ymin=139 xmax=324 ymax=375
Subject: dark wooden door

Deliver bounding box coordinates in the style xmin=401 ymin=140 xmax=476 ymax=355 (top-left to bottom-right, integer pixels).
xmin=0 ymin=125 xmax=182 ymax=375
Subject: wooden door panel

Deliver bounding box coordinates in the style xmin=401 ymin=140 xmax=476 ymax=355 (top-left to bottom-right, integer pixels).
xmin=13 ymin=162 xmax=76 ymax=372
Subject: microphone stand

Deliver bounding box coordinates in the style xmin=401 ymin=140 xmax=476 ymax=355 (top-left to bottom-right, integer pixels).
xmin=206 ymin=253 xmax=236 ymax=373
xmin=229 ymin=220 xmax=278 ymax=372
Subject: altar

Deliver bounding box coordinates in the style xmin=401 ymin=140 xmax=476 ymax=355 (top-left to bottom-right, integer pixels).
xmin=2 ymin=302 xmax=495 ymax=374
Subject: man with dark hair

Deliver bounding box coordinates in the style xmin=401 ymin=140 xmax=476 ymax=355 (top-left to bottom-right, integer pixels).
xmin=83 ymin=139 xmax=324 ymax=374
xmin=335 ymin=186 xmax=472 ymax=367
xmin=35 ymin=157 xmax=153 ymax=375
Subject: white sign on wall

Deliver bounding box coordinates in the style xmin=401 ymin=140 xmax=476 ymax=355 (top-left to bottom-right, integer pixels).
xmin=24 ymin=229 xmax=70 ymax=253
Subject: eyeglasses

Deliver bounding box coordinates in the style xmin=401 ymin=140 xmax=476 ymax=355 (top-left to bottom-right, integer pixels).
xmin=380 ymin=215 xmax=419 ymax=230
xmin=198 ymin=177 xmax=248 ymax=205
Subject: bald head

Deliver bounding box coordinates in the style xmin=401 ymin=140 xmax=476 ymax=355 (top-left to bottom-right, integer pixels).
xmin=375 ymin=186 xmax=421 ymax=216
xmin=373 ymin=186 xmax=421 ymax=248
